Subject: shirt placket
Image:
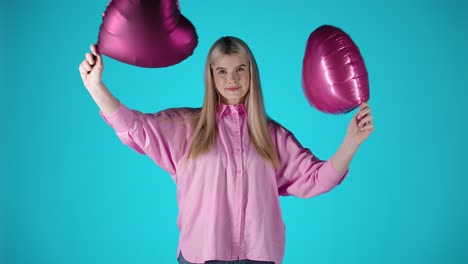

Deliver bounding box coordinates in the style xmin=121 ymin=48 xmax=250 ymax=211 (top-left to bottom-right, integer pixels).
xmin=231 ymin=109 xmax=245 ymax=260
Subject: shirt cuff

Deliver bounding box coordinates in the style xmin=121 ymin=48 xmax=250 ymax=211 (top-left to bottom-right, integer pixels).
xmin=320 ymin=159 xmax=349 ymax=186
xmin=99 ymin=101 xmax=136 ymax=133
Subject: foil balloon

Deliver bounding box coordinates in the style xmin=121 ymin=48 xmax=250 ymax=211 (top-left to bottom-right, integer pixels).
xmin=97 ymin=0 xmax=198 ymax=68
xmin=302 ymin=25 xmax=369 ymax=114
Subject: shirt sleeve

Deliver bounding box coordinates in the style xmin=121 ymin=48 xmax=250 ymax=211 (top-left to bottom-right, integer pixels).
xmin=99 ymin=101 xmax=189 ymax=178
xmin=272 ymin=123 xmax=348 ymax=198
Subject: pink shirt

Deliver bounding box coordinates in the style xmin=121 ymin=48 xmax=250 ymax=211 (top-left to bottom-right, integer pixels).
xmin=100 ymin=101 xmax=348 ymax=264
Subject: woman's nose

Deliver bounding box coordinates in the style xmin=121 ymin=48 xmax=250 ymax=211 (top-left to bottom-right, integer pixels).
xmin=228 ymin=72 xmax=239 ymax=82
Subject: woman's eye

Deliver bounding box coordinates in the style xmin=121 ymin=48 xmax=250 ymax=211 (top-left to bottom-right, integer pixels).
xmin=218 ymin=70 xmax=226 ymax=75
xmin=237 ymin=68 xmax=245 ymax=72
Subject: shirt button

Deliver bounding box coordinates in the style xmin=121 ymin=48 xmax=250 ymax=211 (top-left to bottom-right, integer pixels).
xmin=234 ymin=130 xmax=239 ymax=134
xmin=236 ymin=148 xmax=241 ymax=152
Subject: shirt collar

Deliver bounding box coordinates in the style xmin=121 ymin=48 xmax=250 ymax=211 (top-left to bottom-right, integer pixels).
xmin=216 ymin=102 xmax=247 ymax=118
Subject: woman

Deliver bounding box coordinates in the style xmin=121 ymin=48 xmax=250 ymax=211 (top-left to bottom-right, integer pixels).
xmin=78 ymin=36 xmax=374 ymax=264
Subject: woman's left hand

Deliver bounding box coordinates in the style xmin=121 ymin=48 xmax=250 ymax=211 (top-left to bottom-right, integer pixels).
xmin=345 ymin=102 xmax=374 ymax=146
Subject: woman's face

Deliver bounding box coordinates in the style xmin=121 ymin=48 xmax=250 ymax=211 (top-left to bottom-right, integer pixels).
xmin=211 ymin=54 xmax=250 ymax=105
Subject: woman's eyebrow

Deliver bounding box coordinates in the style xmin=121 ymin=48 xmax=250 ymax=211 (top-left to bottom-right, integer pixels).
xmin=215 ymin=64 xmax=247 ymax=70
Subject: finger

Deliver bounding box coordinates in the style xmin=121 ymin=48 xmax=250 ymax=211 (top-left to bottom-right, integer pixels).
xmin=355 ymin=103 xmax=369 ymax=118
xmin=360 ymin=113 xmax=373 ymax=122
xmin=95 ymin=52 xmax=102 ymax=66
xmin=85 ymin=52 xmax=95 ymax=65
xmin=91 ymin=45 xmax=103 ymax=66
xmin=90 ymin=44 xmax=101 ymax=62
xmin=358 ymin=103 xmax=369 ymax=112
xmin=79 ymin=70 xmax=86 ymax=80
xmin=360 ymin=105 xmax=370 ymax=113
xmin=358 ymin=116 xmax=373 ymax=127
xmin=81 ymin=61 xmax=92 ymax=72
xmin=357 ymin=108 xmax=371 ymax=120
xmin=79 ymin=64 xmax=86 ymax=73
xmin=360 ymin=124 xmax=374 ymax=131
xmin=79 ymin=65 xmax=88 ymax=79
xmin=355 ymin=107 xmax=365 ymax=118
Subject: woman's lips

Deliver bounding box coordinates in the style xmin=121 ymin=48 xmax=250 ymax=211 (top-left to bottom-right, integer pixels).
xmin=226 ymin=87 xmax=240 ymax=91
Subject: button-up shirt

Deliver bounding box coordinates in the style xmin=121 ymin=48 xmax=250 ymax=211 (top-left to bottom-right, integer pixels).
xmin=100 ymin=101 xmax=348 ymax=264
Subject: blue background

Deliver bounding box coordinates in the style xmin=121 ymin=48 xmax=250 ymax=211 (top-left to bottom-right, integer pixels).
xmin=3 ymin=0 xmax=467 ymax=263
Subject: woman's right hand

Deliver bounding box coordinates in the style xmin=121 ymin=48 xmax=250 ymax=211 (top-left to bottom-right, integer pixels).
xmin=79 ymin=44 xmax=104 ymax=90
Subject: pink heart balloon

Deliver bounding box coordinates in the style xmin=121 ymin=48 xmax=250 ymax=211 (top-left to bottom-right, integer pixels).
xmin=97 ymin=0 xmax=198 ymax=68
xmin=302 ymin=25 xmax=369 ymax=114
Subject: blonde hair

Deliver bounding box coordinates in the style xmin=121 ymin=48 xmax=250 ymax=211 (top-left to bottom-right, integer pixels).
xmin=185 ymin=36 xmax=280 ymax=171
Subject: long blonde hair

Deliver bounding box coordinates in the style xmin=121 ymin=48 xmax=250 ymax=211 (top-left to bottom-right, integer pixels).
xmin=185 ymin=36 xmax=280 ymax=171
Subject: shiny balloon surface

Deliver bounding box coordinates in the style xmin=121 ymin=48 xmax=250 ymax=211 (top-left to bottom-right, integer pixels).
xmin=97 ymin=0 xmax=198 ymax=68
xmin=302 ymin=25 xmax=369 ymax=114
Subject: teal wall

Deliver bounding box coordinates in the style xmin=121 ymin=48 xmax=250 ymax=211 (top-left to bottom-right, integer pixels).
xmin=3 ymin=0 xmax=467 ymax=263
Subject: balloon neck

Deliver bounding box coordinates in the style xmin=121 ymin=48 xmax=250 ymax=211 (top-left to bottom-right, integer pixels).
xmin=130 ymin=0 xmax=181 ymax=30
xmin=159 ymin=0 xmax=181 ymax=21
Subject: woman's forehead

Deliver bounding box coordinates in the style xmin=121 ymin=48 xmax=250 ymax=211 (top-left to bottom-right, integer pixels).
xmin=212 ymin=54 xmax=249 ymax=68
